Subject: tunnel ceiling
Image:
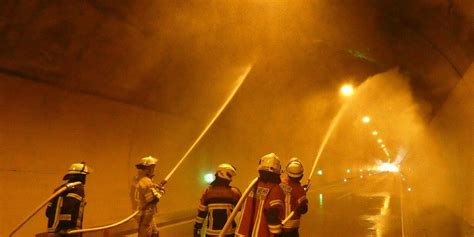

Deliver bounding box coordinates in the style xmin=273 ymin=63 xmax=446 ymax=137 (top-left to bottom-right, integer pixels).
xmin=0 ymin=0 xmax=472 ymax=119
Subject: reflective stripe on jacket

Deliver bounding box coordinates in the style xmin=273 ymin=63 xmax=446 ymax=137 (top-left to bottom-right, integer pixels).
xmin=46 ymin=183 xmax=86 ymax=234
xmin=195 ymin=184 xmax=241 ymax=236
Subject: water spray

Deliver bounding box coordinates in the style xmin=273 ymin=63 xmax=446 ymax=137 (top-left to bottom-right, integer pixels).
xmin=282 ymin=100 xmax=351 ymax=225
xmin=307 ymin=102 xmax=350 ymax=188
xmin=161 ymin=64 xmax=252 ymax=186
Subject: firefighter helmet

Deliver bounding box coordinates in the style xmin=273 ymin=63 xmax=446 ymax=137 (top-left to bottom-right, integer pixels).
xmin=258 ymin=153 xmax=281 ymax=174
xmin=135 ymin=156 xmax=158 ymax=169
xmin=285 ymin=157 xmax=304 ymax=178
xmin=63 ymin=162 xmax=90 ymax=180
xmin=216 ymin=163 xmax=237 ymax=181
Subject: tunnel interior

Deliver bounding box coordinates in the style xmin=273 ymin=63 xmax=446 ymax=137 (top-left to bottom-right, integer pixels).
xmin=0 ymin=1 xmax=473 ymax=236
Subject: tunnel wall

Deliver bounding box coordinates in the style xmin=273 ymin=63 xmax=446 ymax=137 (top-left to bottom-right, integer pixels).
xmin=406 ymin=63 xmax=473 ymax=228
xmin=429 ymin=63 xmax=474 ymax=226
xmin=0 ymin=74 xmax=207 ymax=236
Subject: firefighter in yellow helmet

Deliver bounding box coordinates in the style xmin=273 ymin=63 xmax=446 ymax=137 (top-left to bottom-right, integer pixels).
xmin=134 ymin=156 xmax=164 ymax=237
xmin=194 ymin=163 xmax=241 ymax=237
xmin=46 ymin=162 xmax=91 ymax=236
xmin=280 ymin=158 xmax=308 ymax=237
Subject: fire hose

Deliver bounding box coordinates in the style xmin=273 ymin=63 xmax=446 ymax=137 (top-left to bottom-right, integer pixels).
xmin=218 ymin=177 xmax=259 ymax=237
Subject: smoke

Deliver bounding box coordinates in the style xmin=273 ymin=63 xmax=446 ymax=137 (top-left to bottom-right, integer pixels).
xmin=350 ymin=65 xmax=474 ymax=229
xmin=392 ymin=146 xmax=407 ymax=166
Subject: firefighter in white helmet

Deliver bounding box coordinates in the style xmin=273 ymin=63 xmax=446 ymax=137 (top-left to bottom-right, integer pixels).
xmin=236 ymin=153 xmax=285 ymax=237
xmin=134 ymin=156 xmax=164 ymax=237
xmin=280 ymin=158 xmax=308 ymax=237
xmin=194 ymin=164 xmax=241 ymax=237
xmin=46 ymin=162 xmax=91 ymax=236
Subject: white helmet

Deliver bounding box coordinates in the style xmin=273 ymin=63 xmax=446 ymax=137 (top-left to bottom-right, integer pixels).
xmin=286 ymin=157 xmax=304 ymax=178
xmin=135 ymin=156 xmax=158 ymax=169
xmin=258 ymin=153 xmax=281 ymax=174
xmin=63 ymin=162 xmax=90 ymax=180
xmin=216 ymin=163 xmax=237 ymax=181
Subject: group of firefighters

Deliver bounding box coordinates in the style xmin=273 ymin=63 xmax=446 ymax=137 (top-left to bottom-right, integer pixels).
xmin=45 ymin=153 xmax=308 ymax=237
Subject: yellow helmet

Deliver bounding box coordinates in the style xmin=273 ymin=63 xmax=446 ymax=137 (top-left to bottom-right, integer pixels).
xmin=285 ymin=157 xmax=304 ymax=178
xmin=135 ymin=156 xmax=158 ymax=169
xmin=258 ymin=153 xmax=281 ymax=174
xmin=63 ymin=162 xmax=90 ymax=180
xmin=216 ymin=163 xmax=237 ymax=181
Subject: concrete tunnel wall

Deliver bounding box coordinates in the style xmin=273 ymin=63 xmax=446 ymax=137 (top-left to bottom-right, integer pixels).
xmin=0 ymin=74 xmax=210 ymax=236
xmin=405 ymin=64 xmax=474 ymax=228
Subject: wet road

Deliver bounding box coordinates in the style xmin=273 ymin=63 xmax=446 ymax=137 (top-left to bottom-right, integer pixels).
xmin=300 ymin=173 xmax=404 ymax=237
xmin=157 ymin=172 xmax=466 ymax=237
xmin=157 ymin=172 xmax=406 ymax=237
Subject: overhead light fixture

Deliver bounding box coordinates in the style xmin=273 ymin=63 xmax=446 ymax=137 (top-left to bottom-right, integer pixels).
xmin=340 ymin=84 xmax=354 ymax=97
xmin=362 ymin=116 xmax=371 ymax=124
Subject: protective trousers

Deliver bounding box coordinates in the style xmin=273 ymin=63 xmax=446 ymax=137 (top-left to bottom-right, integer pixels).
xmin=138 ymin=212 xmax=159 ymax=237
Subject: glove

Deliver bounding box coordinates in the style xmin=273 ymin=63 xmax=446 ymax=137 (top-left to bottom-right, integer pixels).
xmin=302 ymin=184 xmax=310 ymax=192
xmin=150 ymin=185 xmax=165 ymax=204
xmin=154 ymin=184 xmax=165 ymax=198
xmin=295 ymin=202 xmax=308 ymax=215
xmin=193 ymin=228 xmax=201 ymax=237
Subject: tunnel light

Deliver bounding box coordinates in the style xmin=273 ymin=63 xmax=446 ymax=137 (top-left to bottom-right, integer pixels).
xmin=319 ymin=193 xmax=324 ymax=206
xmin=343 ymin=178 xmax=348 ymax=182
xmin=362 ymin=116 xmax=371 ymax=124
xmin=204 ymin=173 xmax=215 ymax=184
xmin=407 ymin=187 xmax=412 ymax=192
xmin=359 ymin=169 xmax=363 ymax=172
xmin=377 ymin=163 xmax=399 ymax=173
xmin=340 ymin=84 xmax=354 ymax=97
xmin=317 ymin=169 xmax=323 ymax=176
xmin=346 ymin=169 xmax=351 ymax=173
xmin=377 ymin=139 xmax=383 ymax=143
xmin=381 ymin=144 xmax=386 ymax=148
xmin=372 ymin=130 xmax=378 ymax=136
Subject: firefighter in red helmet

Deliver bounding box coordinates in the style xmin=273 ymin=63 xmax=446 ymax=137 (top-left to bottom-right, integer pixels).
xmin=194 ymin=163 xmax=241 ymax=237
xmin=236 ymin=153 xmax=285 ymax=237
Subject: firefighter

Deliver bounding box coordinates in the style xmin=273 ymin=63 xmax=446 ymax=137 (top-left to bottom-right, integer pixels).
xmin=134 ymin=156 xmax=165 ymax=237
xmin=45 ymin=162 xmax=90 ymax=237
xmin=236 ymin=153 xmax=285 ymax=237
xmin=280 ymin=158 xmax=308 ymax=237
xmin=194 ymin=164 xmax=241 ymax=237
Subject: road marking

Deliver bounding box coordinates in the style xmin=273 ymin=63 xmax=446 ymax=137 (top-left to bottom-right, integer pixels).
xmin=157 ymin=219 xmax=194 ymax=231
xmin=336 ymin=192 xmax=352 ymax=200
xmin=399 ymin=175 xmax=405 ymax=237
